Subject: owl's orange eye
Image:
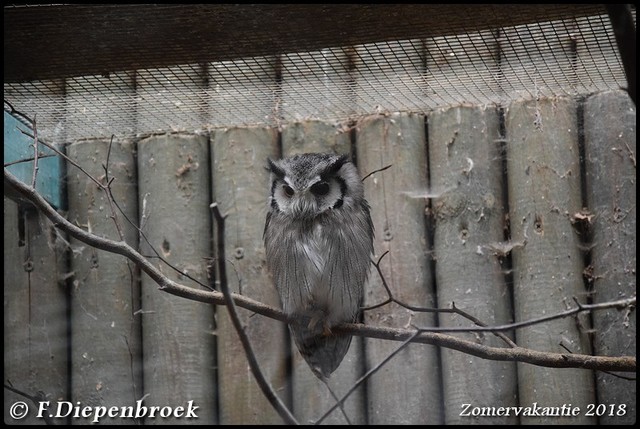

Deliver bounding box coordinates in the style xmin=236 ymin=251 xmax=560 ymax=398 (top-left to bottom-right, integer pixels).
xmin=283 ymin=185 xmax=295 ymax=197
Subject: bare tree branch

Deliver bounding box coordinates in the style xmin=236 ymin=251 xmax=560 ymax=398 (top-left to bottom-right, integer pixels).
xmin=18 ymin=127 xmax=104 ymax=189
xmin=364 ymin=251 xmax=518 ymax=348
xmin=210 ymin=203 xmax=298 ymax=425
xmin=365 ymin=251 xmax=633 ymax=350
xmin=4 ymin=168 xmax=636 ymax=373
xmin=54 ymin=133 xmax=214 ymax=293
xmin=336 ymin=323 xmax=635 ymax=372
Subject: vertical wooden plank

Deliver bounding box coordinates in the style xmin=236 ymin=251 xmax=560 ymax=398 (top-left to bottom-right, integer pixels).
xmin=281 ymin=121 xmax=351 ymax=157
xmin=4 ymin=197 xmax=68 ymax=424
xmin=357 ymin=112 xmax=442 ymax=424
xmin=429 ymin=105 xmax=518 ymax=424
xmin=506 ymin=96 xmax=595 ymax=424
xmin=584 ymin=90 xmax=636 ymax=424
xmin=66 ymin=138 xmax=142 ymax=423
xmin=281 ymin=120 xmax=365 ymax=424
xmin=211 ymin=126 xmax=287 ymax=424
xmin=137 ymin=134 xmax=216 ymax=424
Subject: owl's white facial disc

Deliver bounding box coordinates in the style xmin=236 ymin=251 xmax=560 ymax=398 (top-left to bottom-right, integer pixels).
xmin=268 ymin=154 xmax=350 ymax=220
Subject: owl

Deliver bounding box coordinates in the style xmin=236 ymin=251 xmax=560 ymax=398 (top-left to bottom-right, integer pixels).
xmin=264 ymin=153 xmax=374 ymax=379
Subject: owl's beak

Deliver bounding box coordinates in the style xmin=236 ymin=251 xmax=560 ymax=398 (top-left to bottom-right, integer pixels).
xmin=290 ymin=191 xmax=317 ymax=218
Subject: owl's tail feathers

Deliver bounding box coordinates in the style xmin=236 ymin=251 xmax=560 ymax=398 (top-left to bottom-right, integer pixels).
xmin=290 ymin=324 xmax=353 ymax=380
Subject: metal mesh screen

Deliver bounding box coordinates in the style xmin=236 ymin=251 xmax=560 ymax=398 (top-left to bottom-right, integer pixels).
xmin=4 ymin=9 xmax=632 ymax=143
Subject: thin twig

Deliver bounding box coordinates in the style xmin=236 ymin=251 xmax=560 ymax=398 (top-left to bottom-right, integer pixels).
xmin=4 ymin=168 xmax=636 ymax=373
xmin=315 ymin=330 xmax=421 ymax=425
xmin=4 ymin=99 xmax=33 ymax=126
xmin=18 ymin=127 xmax=103 ymax=189
xmin=105 ymin=135 xmax=114 ymax=181
xmin=320 ymin=381 xmax=352 ymax=425
xmin=363 ymin=251 xmax=517 ymax=347
xmin=45 ymin=131 xmax=213 ymax=292
xmin=102 ymin=135 xmax=124 ymax=241
xmin=363 ymin=251 xmax=444 ymax=313
xmin=599 ymin=370 xmax=636 ymax=381
xmin=210 ymin=203 xmax=298 ymax=425
xmin=361 ymin=163 xmax=392 ymax=182
xmin=446 ymin=302 xmax=517 ymax=348
xmin=623 ymin=140 xmax=636 ymax=168
xmin=30 ymin=114 xmax=39 ymax=189
xmin=412 ymin=297 xmax=636 ymax=334
xmin=111 ymin=192 xmax=214 ymax=292
xmin=4 ymin=383 xmax=56 ymax=425
xmin=4 ymin=153 xmax=55 ymax=167
xmin=100 ymin=135 xmax=211 ymax=291
xmin=369 ymin=255 xmax=635 ymax=336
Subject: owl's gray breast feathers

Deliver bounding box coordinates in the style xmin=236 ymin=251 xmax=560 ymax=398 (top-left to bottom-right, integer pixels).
xmin=265 ymin=208 xmax=372 ymax=324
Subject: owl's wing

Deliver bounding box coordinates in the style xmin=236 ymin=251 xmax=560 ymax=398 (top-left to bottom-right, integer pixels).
xmin=263 ymin=211 xmax=272 ymax=239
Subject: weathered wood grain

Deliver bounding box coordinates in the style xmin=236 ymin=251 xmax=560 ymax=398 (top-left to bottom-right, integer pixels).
xmin=212 ymin=126 xmax=288 ymax=424
xmin=137 ymin=133 xmax=216 ymax=424
xmin=584 ymin=90 xmax=636 ymax=425
xmin=357 ymin=112 xmax=442 ymax=424
xmin=4 ymin=198 xmax=68 ymax=424
xmin=506 ymin=96 xmax=595 ymax=424
xmin=429 ymin=105 xmax=517 ymax=424
xmin=67 ymin=138 xmax=142 ymax=424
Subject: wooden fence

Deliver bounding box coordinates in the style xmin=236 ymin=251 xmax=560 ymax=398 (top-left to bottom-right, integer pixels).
xmin=4 ymin=90 xmax=636 ymax=424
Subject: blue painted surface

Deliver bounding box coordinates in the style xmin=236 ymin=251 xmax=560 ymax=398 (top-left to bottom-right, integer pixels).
xmin=4 ymin=111 xmax=62 ymax=209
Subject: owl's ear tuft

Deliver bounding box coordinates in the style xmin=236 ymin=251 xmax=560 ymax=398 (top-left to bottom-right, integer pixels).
xmin=324 ymin=155 xmax=349 ymax=177
xmin=267 ymin=158 xmax=286 ymax=179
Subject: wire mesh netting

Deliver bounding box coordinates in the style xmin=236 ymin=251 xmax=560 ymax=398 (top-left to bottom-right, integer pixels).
xmin=3 ymin=5 xmax=637 ymax=425
xmin=4 ymin=9 xmax=632 ymax=143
